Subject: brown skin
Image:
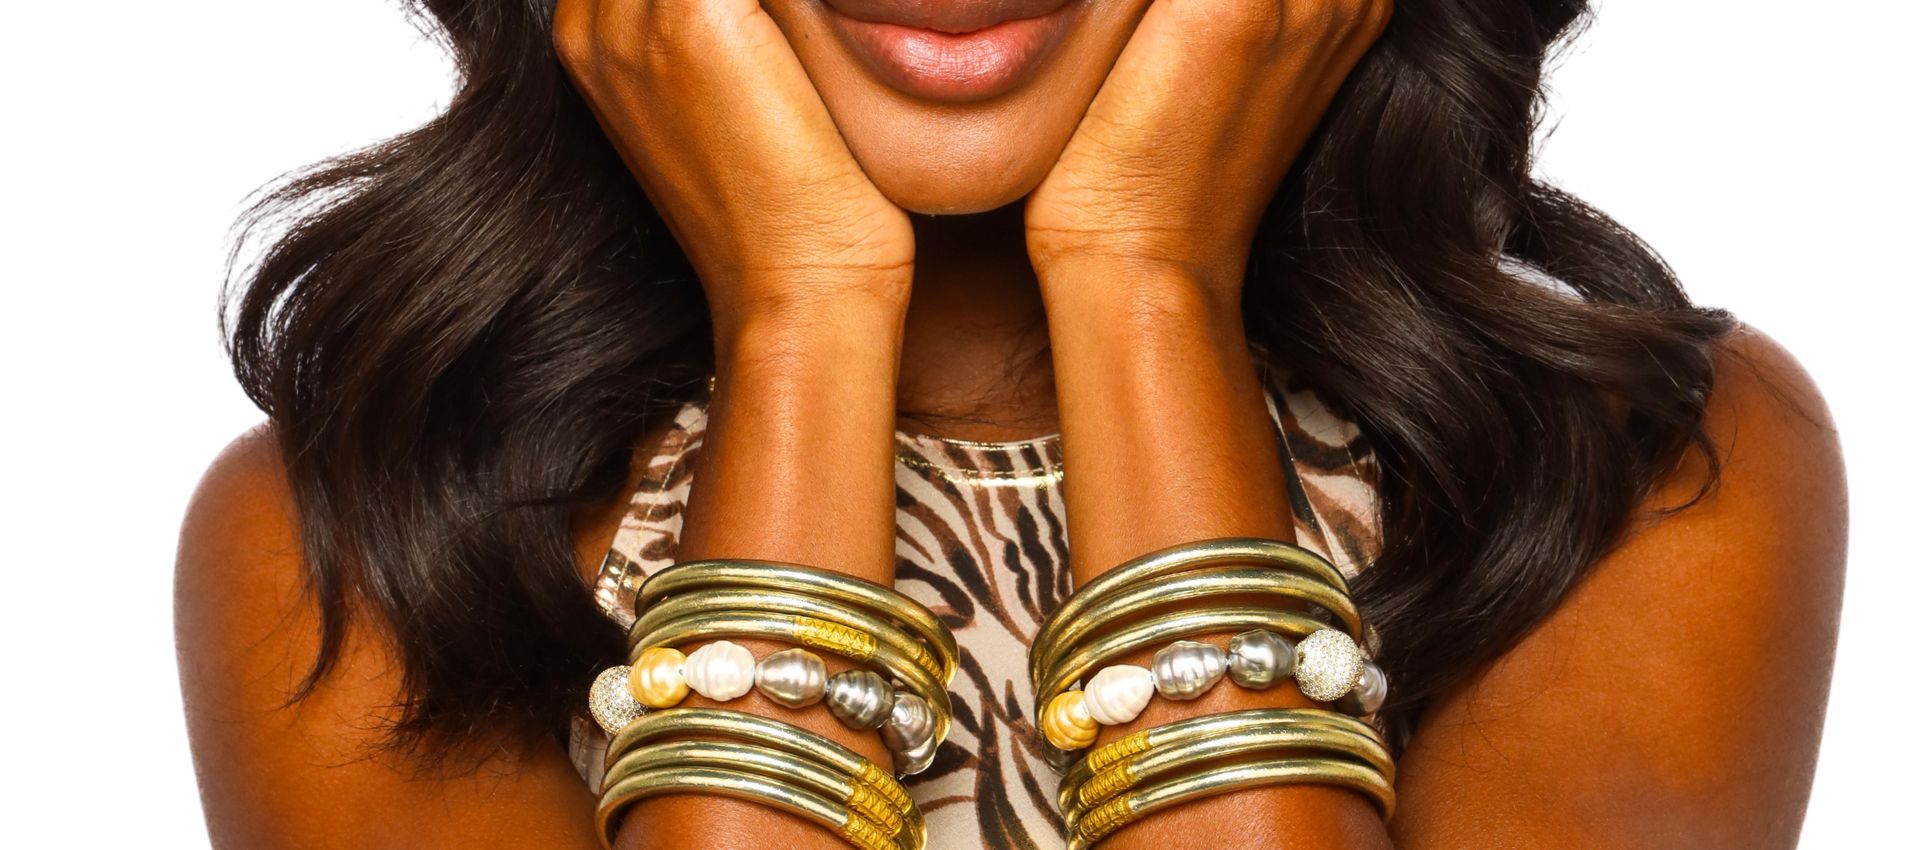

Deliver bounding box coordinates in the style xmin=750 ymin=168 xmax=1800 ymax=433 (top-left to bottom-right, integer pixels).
xmin=178 ymin=0 xmax=1846 ymax=846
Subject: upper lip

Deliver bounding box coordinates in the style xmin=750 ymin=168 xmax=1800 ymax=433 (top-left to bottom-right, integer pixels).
xmin=820 ymin=0 xmax=1075 ymax=34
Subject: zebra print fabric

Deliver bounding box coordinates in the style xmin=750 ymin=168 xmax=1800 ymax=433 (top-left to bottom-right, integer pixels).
xmin=570 ymin=370 xmax=1383 ymax=849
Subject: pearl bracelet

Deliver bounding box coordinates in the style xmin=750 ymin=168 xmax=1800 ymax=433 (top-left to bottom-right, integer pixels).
xmin=1040 ymin=628 xmax=1388 ymax=751
xmin=591 ymin=640 xmax=942 ymax=775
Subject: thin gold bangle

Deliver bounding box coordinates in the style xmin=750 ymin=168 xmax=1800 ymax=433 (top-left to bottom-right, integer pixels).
xmin=602 ymin=740 xmax=921 ymax=842
xmin=1035 ymin=606 xmax=1330 ymax=710
xmin=630 ymin=587 xmax=948 ymax=684
xmin=606 ymin=708 xmax=912 ymax=814
xmin=636 ymin=559 xmax=957 ymax=682
xmin=629 ymin=610 xmax=952 ymax=746
xmin=1065 ymin=758 xmax=1396 ymax=849
xmin=1035 ymin=538 xmax=1351 ymax=667
xmin=1060 ymin=722 xmax=1394 ymax=817
xmin=1067 ymin=707 xmax=1383 ymax=781
xmin=595 ymin=765 xmax=910 ymax=850
xmin=1027 ymin=566 xmax=1361 ymax=683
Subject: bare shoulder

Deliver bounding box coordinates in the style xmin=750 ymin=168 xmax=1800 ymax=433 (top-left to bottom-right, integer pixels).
xmin=1391 ymin=326 xmax=1846 ymax=849
xmin=175 ymin=425 xmax=601 ymax=849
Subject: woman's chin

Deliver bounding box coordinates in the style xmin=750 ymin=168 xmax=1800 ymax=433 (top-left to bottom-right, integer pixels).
xmin=856 ymin=148 xmax=1055 ymax=216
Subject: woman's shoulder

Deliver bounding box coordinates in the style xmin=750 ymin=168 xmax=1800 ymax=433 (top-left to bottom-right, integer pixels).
xmin=1392 ymin=324 xmax=1844 ymax=843
xmin=175 ymin=424 xmax=608 ymax=846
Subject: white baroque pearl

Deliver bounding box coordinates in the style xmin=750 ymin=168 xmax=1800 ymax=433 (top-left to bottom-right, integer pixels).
xmin=1082 ymin=664 xmax=1155 ymax=725
xmin=684 ymin=640 xmax=756 ymax=701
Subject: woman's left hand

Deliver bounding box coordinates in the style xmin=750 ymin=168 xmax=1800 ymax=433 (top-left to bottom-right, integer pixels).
xmin=1025 ymin=0 xmax=1392 ymax=307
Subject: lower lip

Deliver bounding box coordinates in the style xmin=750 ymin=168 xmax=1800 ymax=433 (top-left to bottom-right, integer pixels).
xmin=823 ymin=2 xmax=1079 ymax=103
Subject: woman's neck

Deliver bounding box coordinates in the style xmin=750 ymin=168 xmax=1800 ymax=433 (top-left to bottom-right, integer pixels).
xmin=896 ymin=203 xmax=1060 ymax=441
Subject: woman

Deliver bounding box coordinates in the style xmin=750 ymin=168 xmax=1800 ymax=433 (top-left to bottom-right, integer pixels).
xmin=176 ymin=0 xmax=1846 ymax=847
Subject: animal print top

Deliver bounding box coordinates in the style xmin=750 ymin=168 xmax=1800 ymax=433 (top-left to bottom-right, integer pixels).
xmin=568 ymin=369 xmax=1384 ymax=849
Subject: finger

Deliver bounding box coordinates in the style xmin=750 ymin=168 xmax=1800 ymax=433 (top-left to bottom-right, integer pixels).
xmin=631 ymin=0 xmax=872 ymax=199
xmin=1082 ymin=0 xmax=1391 ymax=185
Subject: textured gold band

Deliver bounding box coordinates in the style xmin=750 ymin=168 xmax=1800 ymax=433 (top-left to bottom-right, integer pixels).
xmin=629 ymin=587 xmax=951 ymax=684
xmin=1061 ymin=719 xmax=1394 ymax=816
xmin=595 ymin=765 xmax=911 ymax=850
xmin=603 ymin=740 xmax=913 ymax=836
xmin=1064 ymin=708 xmax=1382 ymax=790
xmin=635 ymin=558 xmax=957 ymax=682
xmin=1065 ymin=758 xmax=1395 ymax=850
xmin=1035 ymin=538 xmax=1351 ymax=660
xmin=605 ymin=708 xmax=912 ymax=815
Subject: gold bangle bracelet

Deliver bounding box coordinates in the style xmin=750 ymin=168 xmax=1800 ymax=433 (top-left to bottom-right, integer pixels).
xmin=606 ymin=708 xmax=913 ymax=814
xmin=1065 ymin=758 xmax=1396 ymax=849
xmin=1068 ymin=707 xmax=1383 ymax=781
xmin=1035 ymin=606 xmax=1330 ymax=710
xmin=1027 ymin=566 xmax=1362 ymax=684
xmin=602 ymin=740 xmax=922 ymax=843
xmin=629 ymin=610 xmax=952 ymax=745
xmin=1061 ymin=721 xmax=1394 ymax=816
xmin=595 ymin=765 xmax=910 ymax=850
xmin=636 ymin=559 xmax=957 ymax=681
xmin=631 ymin=588 xmax=948 ymax=684
xmin=1035 ymin=538 xmax=1351 ymax=665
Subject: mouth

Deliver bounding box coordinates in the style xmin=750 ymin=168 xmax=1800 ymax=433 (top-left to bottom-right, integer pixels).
xmin=820 ymin=0 xmax=1082 ymax=103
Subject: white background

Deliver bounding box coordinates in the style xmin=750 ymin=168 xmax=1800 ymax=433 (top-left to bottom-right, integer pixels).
xmin=3 ymin=1 xmax=1912 ymax=846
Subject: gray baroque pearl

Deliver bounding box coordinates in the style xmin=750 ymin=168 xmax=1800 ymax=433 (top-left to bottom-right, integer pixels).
xmin=895 ymin=732 xmax=940 ymax=776
xmin=1335 ymin=661 xmax=1389 ymax=716
xmin=1151 ymin=640 xmax=1227 ymax=700
xmin=824 ymin=669 xmax=896 ymax=729
xmin=754 ymin=648 xmax=828 ymax=708
xmin=881 ymin=692 xmax=936 ymax=753
xmin=1227 ymin=629 xmax=1295 ymax=690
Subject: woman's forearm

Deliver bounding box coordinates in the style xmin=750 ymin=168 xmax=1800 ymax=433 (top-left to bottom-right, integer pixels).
xmin=613 ymin=296 xmax=907 ymax=850
xmin=1040 ymin=268 xmax=1392 ymax=850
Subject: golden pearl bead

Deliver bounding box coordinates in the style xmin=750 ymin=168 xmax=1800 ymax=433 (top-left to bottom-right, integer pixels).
xmin=629 ymin=646 xmax=690 ymax=709
xmin=1042 ymin=690 xmax=1100 ymax=750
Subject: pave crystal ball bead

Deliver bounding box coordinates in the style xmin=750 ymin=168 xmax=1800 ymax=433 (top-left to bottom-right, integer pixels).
xmin=1293 ymin=629 xmax=1365 ymax=702
xmin=824 ymin=669 xmax=896 ymax=729
xmin=1082 ymin=664 xmax=1154 ymax=725
xmin=1151 ymin=640 xmax=1228 ymax=700
xmin=1226 ymin=629 xmax=1295 ymax=690
xmin=629 ymin=646 xmax=690 ymax=709
xmin=684 ymin=640 xmax=757 ymax=701
xmin=589 ymin=665 xmax=644 ymax=735
xmin=1041 ymin=690 xmax=1100 ymax=750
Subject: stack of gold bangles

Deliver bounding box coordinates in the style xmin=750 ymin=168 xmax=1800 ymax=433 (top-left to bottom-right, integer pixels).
xmin=586 ymin=558 xmax=958 ymax=850
xmin=1031 ymin=537 xmax=1396 ymax=848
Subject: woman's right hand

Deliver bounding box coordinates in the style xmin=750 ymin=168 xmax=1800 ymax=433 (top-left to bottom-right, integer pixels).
xmin=553 ymin=0 xmax=915 ymax=334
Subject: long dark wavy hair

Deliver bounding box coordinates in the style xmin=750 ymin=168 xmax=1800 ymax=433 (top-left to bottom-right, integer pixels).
xmin=224 ymin=0 xmax=1734 ymax=765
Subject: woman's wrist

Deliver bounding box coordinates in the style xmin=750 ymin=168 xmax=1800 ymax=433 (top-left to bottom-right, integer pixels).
xmin=682 ymin=293 xmax=908 ymax=582
xmin=1037 ymin=266 xmax=1292 ymax=578
xmin=1032 ymin=254 xmax=1247 ymax=321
